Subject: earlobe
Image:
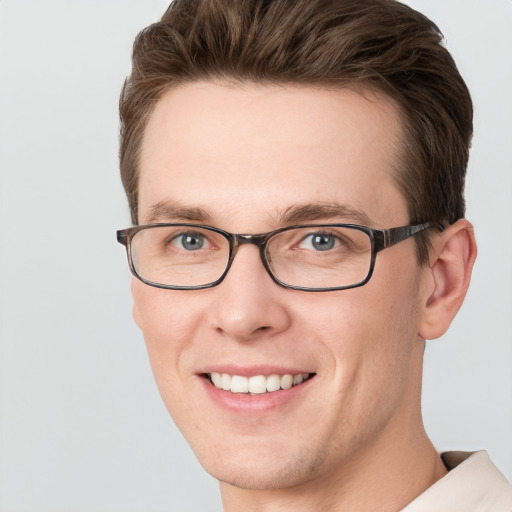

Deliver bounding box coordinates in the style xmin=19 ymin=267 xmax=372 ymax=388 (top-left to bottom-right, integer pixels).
xmin=418 ymin=219 xmax=477 ymax=340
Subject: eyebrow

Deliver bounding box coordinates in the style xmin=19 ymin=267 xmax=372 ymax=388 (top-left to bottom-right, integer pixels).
xmin=279 ymin=202 xmax=373 ymax=226
xmin=145 ymin=200 xmax=212 ymax=224
xmin=144 ymin=200 xmax=373 ymax=227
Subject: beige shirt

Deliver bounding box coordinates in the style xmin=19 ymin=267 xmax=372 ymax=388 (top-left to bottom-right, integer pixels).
xmin=401 ymin=451 xmax=512 ymax=511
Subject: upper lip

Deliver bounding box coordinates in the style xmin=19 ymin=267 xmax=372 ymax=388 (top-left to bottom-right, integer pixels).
xmin=197 ymin=365 xmax=313 ymax=377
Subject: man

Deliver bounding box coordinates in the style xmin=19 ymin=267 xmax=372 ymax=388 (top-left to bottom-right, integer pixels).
xmin=116 ymin=0 xmax=512 ymax=509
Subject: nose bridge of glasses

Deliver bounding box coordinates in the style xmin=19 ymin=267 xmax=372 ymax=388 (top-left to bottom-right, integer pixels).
xmin=227 ymin=233 xmax=271 ymax=274
xmin=234 ymin=233 xmax=268 ymax=248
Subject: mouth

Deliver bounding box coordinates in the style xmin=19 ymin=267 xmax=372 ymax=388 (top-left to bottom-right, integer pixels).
xmin=203 ymin=372 xmax=315 ymax=395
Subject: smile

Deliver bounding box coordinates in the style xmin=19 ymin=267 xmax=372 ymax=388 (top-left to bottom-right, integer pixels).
xmin=207 ymin=372 xmax=313 ymax=394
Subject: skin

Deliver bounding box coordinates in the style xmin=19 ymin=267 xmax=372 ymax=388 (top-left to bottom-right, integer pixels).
xmin=132 ymin=82 xmax=476 ymax=511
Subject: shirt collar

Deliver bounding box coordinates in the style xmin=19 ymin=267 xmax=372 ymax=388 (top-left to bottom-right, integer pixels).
xmin=400 ymin=451 xmax=512 ymax=511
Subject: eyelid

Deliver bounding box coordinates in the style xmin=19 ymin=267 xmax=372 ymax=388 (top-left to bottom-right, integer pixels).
xmin=298 ymin=231 xmax=341 ymax=247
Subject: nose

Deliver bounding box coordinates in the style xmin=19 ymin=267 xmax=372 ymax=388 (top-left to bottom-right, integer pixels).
xmin=210 ymin=244 xmax=292 ymax=343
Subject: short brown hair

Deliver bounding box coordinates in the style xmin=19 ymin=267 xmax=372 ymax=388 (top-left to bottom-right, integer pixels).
xmin=119 ymin=0 xmax=473 ymax=264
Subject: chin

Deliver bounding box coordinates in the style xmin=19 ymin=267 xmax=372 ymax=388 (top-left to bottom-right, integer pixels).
xmin=197 ymin=446 xmax=325 ymax=491
xmin=210 ymin=464 xmax=307 ymax=491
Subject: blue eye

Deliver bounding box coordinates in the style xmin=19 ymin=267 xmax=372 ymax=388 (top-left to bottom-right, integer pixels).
xmin=173 ymin=232 xmax=205 ymax=251
xmin=311 ymin=234 xmax=335 ymax=251
xmin=300 ymin=233 xmax=338 ymax=251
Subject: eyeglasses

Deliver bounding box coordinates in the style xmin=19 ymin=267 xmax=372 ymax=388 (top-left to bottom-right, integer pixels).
xmin=116 ymin=222 xmax=442 ymax=292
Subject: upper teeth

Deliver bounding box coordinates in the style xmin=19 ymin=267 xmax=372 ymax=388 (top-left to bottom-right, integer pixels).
xmin=209 ymin=372 xmax=310 ymax=394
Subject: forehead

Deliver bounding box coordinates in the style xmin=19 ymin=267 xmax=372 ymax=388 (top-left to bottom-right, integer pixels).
xmin=138 ymin=82 xmax=408 ymax=229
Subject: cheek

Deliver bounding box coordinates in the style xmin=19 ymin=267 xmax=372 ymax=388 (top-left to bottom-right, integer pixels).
xmin=131 ymin=281 xmax=202 ymax=376
xmin=131 ymin=282 xmax=211 ymax=426
xmin=315 ymin=264 xmax=422 ymax=405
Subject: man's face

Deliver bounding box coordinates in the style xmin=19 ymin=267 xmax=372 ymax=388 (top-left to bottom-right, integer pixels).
xmin=133 ymin=82 xmax=429 ymax=489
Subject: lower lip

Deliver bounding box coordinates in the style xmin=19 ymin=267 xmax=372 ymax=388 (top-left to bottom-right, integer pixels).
xmin=199 ymin=375 xmax=314 ymax=414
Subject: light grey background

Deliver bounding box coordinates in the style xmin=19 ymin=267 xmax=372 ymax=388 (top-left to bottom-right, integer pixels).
xmin=0 ymin=1 xmax=510 ymax=511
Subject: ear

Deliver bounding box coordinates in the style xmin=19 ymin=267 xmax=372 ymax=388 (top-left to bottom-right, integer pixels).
xmin=418 ymin=219 xmax=477 ymax=340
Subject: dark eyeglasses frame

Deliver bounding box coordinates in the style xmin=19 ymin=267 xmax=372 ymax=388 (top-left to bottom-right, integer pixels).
xmin=116 ymin=221 xmax=444 ymax=292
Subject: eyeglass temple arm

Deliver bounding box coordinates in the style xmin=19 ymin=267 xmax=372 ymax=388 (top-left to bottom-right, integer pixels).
xmin=374 ymin=221 xmax=445 ymax=252
xmin=117 ymin=230 xmax=129 ymax=246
